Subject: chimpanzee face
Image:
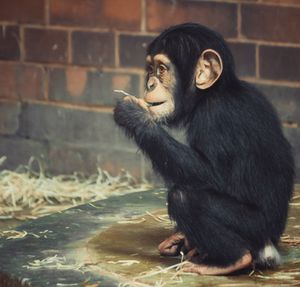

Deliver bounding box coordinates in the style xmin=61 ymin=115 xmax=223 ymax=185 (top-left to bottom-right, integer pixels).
xmin=144 ymin=54 xmax=176 ymax=120
xmin=144 ymin=50 xmax=223 ymax=122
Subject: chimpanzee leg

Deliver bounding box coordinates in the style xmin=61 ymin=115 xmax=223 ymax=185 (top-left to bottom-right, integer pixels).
xmin=181 ymin=216 xmax=253 ymax=274
xmin=167 ymin=187 xmax=266 ymax=274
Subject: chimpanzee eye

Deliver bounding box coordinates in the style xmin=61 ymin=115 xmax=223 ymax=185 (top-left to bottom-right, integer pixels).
xmin=158 ymin=64 xmax=167 ymax=75
xmin=157 ymin=64 xmax=168 ymax=82
xmin=147 ymin=65 xmax=154 ymax=75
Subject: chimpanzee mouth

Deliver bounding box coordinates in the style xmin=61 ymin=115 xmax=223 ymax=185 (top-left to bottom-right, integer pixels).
xmin=146 ymin=101 xmax=166 ymax=107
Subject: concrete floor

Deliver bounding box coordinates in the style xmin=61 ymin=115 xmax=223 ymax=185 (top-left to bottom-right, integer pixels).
xmin=0 ymin=186 xmax=299 ymax=287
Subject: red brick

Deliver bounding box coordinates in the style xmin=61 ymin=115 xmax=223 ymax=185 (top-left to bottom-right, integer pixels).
xmin=241 ymin=4 xmax=300 ymax=43
xmin=259 ymin=45 xmax=300 ymax=82
xmin=0 ymin=0 xmax=45 ymax=24
xmin=146 ymin=0 xmax=237 ymax=37
xmin=97 ymin=0 xmax=141 ymax=31
xmin=72 ymin=31 xmax=114 ymax=66
xmin=0 ymin=62 xmax=45 ymax=100
xmin=0 ymin=25 xmax=20 ymax=60
xmin=25 ymin=28 xmax=68 ymax=64
xmin=261 ymin=0 xmax=300 ymax=4
xmin=0 ymin=63 xmax=17 ymax=99
xmin=50 ymin=0 xmax=98 ymax=26
xmin=50 ymin=0 xmax=141 ymax=31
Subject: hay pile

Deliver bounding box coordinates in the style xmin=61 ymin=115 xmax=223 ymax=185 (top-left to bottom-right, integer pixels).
xmin=0 ymin=156 xmax=151 ymax=220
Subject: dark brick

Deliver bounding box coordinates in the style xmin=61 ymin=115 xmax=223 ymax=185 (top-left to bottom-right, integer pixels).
xmin=0 ymin=136 xmax=47 ymax=171
xmin=228 ymin=42 xmax=256 ymax=78
xmin=120 ymin=35 xmax=155 ymax=68
xmin=0 ymin=0 xmax=45 ymax=24
xmin=49 ymin=67 xmax=140 ymax=106
xmin=283 ymin=127 xmax=300 ymax=182
xmin=260 ymin=46 xmax=300 ymax=82
xmin=47 ymin=144 xmax=99 ymax=175
xmin=242 ymin=4 xmax=300 ymax=43
xmin=47 ymin=144 xmax=143 ymax=179
xmin=146 ymin=0 xmax=237 ymax=37
xmin=72 ymin=31 xmax=114 ymax=67
xmin=0 ymin=101 xmax=21 ymax=135
xmin=50 ymin=0 xmax=141 ymax=31
xmin=25 ymin=28 xmax=68 ymax=64
xmin=17 ymin=65 xmax=46 ymax=100
xmin=0 ymin=63 xmax=45 ymax=100
xmin=19 ymin=103 xmax=116 ymax=146
xmin=97 ymin=149 xmax=143 ymax=180
xmin=0 ymin=26 xmax=20 ymax=60
xmin=256 ymin=84 xmax=300 ymax=124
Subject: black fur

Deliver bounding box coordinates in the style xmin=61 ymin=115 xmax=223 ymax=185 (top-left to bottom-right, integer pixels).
xmin=114 ymin=23 xmax=294 ymax=268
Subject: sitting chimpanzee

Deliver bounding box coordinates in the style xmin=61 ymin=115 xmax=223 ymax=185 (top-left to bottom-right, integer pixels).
xmin=113 ymin=23 xmax=294 ymax=275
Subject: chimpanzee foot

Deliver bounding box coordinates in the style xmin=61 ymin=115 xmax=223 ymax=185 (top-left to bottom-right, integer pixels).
xmin=182 ymin=252 xmax=252 ymax=275
xmin=158 ymin=233 xmax=190 ymax=256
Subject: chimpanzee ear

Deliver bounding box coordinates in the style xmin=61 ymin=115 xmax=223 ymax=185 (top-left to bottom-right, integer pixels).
xmin=195 ymin=49 xmax=223 ymax=90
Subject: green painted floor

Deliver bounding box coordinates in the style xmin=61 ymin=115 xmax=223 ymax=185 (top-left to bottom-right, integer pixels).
xmin=0 ymin=187 xmax=299 ymax=287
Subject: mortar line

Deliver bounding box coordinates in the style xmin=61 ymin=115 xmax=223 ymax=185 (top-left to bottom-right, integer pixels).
xmin=67 ymin=30 xmax=72 ymax=64
xmin=237 ymin=3 xmax=242 ymax=39
xmin=19 ymin=25 xmax=25 ymax=63
xmin=141 ymin=0 xmax=146 ymax=32
xmin=255 ymin=44 xmax=260 ymax=79
xmin=45 ymin=0 xmax=50 ymax=26
xmin=115 ymin=31 xmax=120 ymax=67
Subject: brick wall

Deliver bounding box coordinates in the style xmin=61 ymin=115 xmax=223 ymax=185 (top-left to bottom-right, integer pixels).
xmin=0 ymin=0 xmax=299 ymax=182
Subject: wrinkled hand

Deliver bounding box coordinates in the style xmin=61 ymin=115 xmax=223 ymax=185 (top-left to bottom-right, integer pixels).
xmin=113 ymin=96 xmax=153 ymax=137
xmin=123 ymin=95 xmax=149 ymax=110
xmin=158 ymin=233 xmax=192 ymax=256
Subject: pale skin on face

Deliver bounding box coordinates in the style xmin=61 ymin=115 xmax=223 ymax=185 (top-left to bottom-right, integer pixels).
xmin=123 ymin=54 xmax=175 ymax=119
xmin=143 ymin=54 xmax=176 ymax=120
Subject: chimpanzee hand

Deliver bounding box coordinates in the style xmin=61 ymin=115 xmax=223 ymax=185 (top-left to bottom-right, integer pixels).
xmin=158 ymin=233 xmax=193 ymax=256
xmin=114 ymin=96 xmax=154 ymax=137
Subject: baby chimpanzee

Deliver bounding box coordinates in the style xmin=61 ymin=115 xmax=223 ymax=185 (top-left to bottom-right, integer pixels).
xmin=114 ymin=23 xmax=294 ymax=275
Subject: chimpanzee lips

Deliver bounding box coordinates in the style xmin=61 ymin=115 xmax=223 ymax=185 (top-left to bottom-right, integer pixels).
xmin=146 ymin=101 xmax=166 ymax=107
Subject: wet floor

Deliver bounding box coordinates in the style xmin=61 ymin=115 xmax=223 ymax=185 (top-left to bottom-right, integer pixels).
xmin=1 ymin=187 xmax=299 ymax=286
xmin=77 ymin=188 xmax=300 ymax=287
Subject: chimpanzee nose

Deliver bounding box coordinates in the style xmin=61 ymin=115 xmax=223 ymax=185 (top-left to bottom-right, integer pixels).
xmin=147 ymin=77 xmax=157 ymax=92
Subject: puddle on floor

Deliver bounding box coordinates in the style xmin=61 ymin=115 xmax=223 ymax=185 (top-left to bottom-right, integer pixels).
xmin=71 ymin=191 xmax=300 ymax=287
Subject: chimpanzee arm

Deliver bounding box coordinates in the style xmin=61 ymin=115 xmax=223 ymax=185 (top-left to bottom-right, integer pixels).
xmin=114 ymin=100 xmax=218 ymax=187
